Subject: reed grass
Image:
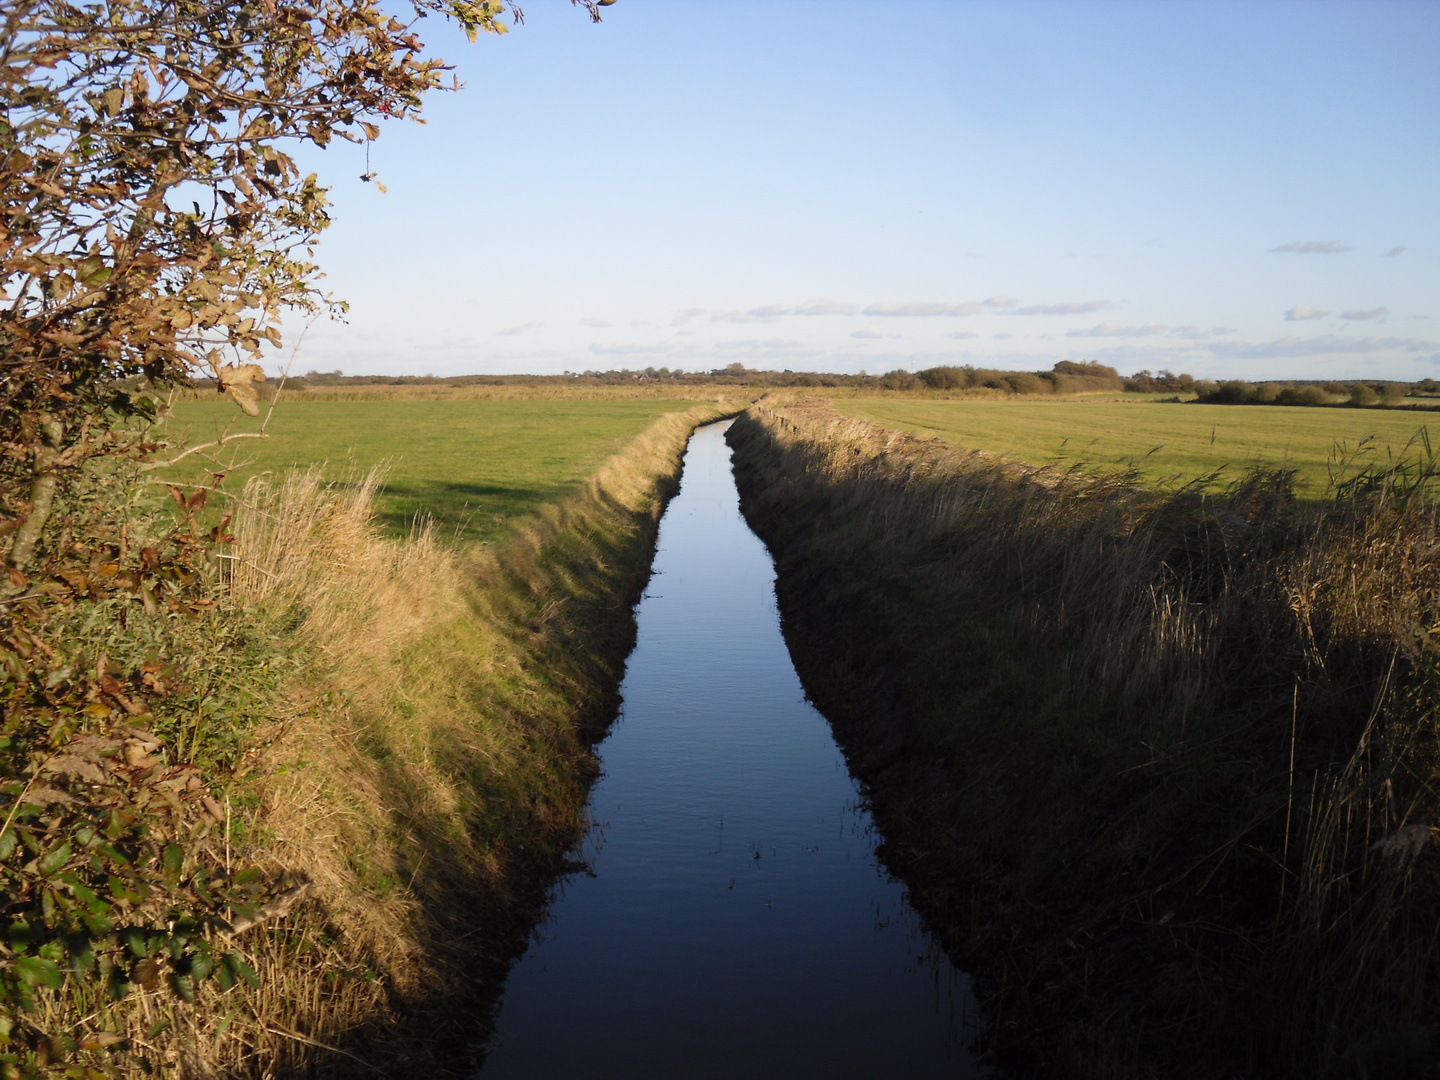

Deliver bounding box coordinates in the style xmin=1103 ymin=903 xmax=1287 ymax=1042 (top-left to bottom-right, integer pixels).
xmin=727 ymin=395 xmax=1440 ymax=1078
xmin=155 ymin=402 xmax=727 ymax=1075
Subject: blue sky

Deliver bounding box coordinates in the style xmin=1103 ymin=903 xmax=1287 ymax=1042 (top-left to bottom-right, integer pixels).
xmin=286 ymin=0 xmax=1439 ymax=380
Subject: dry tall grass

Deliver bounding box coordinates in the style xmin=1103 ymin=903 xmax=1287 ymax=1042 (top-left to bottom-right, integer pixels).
xmin=727 ymin=396 xmax=1440 ymax=1078
xmin=170 ymin=403 xmax=725 ymax=1075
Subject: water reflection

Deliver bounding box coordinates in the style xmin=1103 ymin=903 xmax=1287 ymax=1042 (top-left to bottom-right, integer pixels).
xmin=480 ymin=421 xmax=987 ymax=1078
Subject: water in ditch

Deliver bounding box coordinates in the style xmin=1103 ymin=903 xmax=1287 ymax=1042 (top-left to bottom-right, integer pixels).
xmin=479 ymin=420 xmax=987 ymax=1078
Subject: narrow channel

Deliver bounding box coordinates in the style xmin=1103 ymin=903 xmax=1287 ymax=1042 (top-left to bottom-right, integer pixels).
xmin=480 ymin=420 xmax=987 ymax=1078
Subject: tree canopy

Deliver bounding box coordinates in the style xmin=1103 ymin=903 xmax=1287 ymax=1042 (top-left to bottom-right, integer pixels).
xmin=0 ymin=0 xmax=603 ymax=566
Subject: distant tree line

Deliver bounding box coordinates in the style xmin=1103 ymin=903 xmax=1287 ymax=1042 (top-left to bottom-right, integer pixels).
xmin=199 ymin=366 xmax=1436 ymax=410
xmin=261 ymin=360 xmax=1130 ymax=394
xmin=1194 ymin=379 xmax=1424 ymax=408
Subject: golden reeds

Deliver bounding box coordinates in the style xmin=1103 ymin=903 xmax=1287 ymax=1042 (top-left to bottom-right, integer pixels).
xmin=161 ymin=403 xmax=726 ymax=1075
xmin=727 ymin=395 xmax=1440 ymax=1077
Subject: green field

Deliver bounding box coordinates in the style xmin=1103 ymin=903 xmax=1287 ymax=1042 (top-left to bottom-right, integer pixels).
xmin=834 ymin=397 xmax=1438 ymax=493
xmin=160 ymin=397 xmax=706 ymax=542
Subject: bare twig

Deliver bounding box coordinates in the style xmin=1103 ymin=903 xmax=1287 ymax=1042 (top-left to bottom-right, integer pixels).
xmin=138 ymin=432 xmax=268 ymax=472
xmin=261 ymin=312 xmax=319 ymax=436
xmin=222 ymin=882 xmax=310 ymax=938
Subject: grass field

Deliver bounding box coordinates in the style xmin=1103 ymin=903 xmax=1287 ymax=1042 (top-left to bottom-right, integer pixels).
xmin=159 ymin=396 xmax=713 ymax=541
xmin=833 ymin=397 xmax=1438 ymax=493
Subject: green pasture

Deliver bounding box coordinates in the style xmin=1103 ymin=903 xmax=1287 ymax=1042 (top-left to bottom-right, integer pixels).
xmin=159 ymin=397 xmax=705 ymax=542
xmin=835 ymin=397 xmax=1438 ymax=494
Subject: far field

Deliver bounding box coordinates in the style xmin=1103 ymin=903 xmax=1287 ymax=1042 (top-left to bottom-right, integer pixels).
xmin=160 ymin=396 xmax=713 ymax=542
xmin=834 ymin=397 xmax=1438 ymax=493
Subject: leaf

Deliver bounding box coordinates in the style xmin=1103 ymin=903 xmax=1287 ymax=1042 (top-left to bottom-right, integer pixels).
xmin=216 ymin=363 xmax=267 ymax=417
xmin=78 ymin=1031 xmax=126 ymax=1051
xmin=76 ymin=255 xmax=111 ymax=285
xmin=224 ymin=951 xmax=260 ymax=989
xmin=14 ymin=956 xmax=62 ymax=989
xmin=162 ymin=843 xmax=184 ymax=882
xmin=121 ymin=928 xmax=147 ymax=958
xmin=132 ymin=957 xmax=162 ymax=989
xmin=37 ymin=841 xmax=73 ymax=877
xmin=171 ymin=972 xmax=195 ymax=1002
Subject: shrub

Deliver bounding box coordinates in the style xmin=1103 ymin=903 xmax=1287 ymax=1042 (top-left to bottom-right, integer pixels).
xmin=1350 ymin=384 xmax=1381 ymax=407
xmin=917 ymin=366 xmax=971 ymax=391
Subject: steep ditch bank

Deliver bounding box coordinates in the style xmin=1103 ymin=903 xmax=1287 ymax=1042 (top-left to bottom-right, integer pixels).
xmin=481 ymin=420 xmax=982 ymax=1076
xmin=726 ymin=397 xmax=1440 ymax=1079
xmin=216 ymin=403 xmax=731 ymax=1075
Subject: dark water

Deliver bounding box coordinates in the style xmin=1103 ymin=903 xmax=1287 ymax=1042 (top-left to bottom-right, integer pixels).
xmin=479 ymin=421 xmax=987 ymax=1079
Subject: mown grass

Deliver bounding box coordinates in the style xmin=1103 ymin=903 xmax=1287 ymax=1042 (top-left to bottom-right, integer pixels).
xmin=833 ymin=396 xmax=1436 ymax=493
xmin=160 ymin=397 xmax=709 ymax=541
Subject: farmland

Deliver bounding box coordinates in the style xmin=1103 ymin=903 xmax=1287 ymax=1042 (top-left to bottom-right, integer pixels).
xmin=161 ymin=395 xmax=713 ymax=541
xmin=833 ymin=396 xmax=1437 ymax=493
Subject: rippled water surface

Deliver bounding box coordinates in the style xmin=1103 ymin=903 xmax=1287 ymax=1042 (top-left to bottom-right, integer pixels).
xmin=480 ymin=420 xmax=986 ymax=1078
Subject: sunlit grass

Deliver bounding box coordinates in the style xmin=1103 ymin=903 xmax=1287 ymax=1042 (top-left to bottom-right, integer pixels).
xmin=161 ymin=397 xmax=709 ymax=541
xmin=833 ymin=397 xmax=1437 ymax=493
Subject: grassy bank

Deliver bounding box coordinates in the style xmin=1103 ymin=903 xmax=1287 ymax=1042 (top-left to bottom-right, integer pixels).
xmin=202 ymin=400 xmax=729 ymax=1074
xmin=834 ymin=396 xmax=1436 ymax=493
xmin=1 ymin=397 xmax=728 ymax=1076
xmin=727 ymin=396 xmax=1440 ymax=1078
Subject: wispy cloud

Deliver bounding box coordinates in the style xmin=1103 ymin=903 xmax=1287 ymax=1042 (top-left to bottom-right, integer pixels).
xmin=710 ymin=310 xmax=770 ymax=324
xmin=1383 ymin=246 xmax=1407 ymax=257
xmin=669 ymin=308 xmax=706 ymax=326
xmin=1011 ymin=300 xmax=1109 ymax=315
xmin=1340 ymin=307 xmax=1389 ymax=321
xmin=1272 ymin=240 xmax=1353 ymax=254
xmin=715 ymin=338 xmax=803 ymax=351
xmin=863 ymin=301 xmax=968 ymax=317
xmin=1066 ymin=322 xmax=1168 ymax=338
xmin=1214 ymin=335 xmax=1439 ymax=359
xmin=1284 ymin=304 xmax=1328 ymax=321
xmin=793 ymin=299 xmax=858 ymax=316
xmin=947 ymin=331 xmax=979 ymax=340
xmin=496 ymin=321 xmax=544 ymax=336
xmin=588 ymin=341 xmax=674 ymax=356
xmin=855 ymin=296 xmax=1019 ymax=318
xmin=851 ymin=327 xmax=899 ymax=340
xmin=579 ymin=317 xmax=611 ymax=328
xmin=992 ymin=332 xmax=1013 ymax=339
xmin=747 ymin=304 xmax=788 ymax=318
